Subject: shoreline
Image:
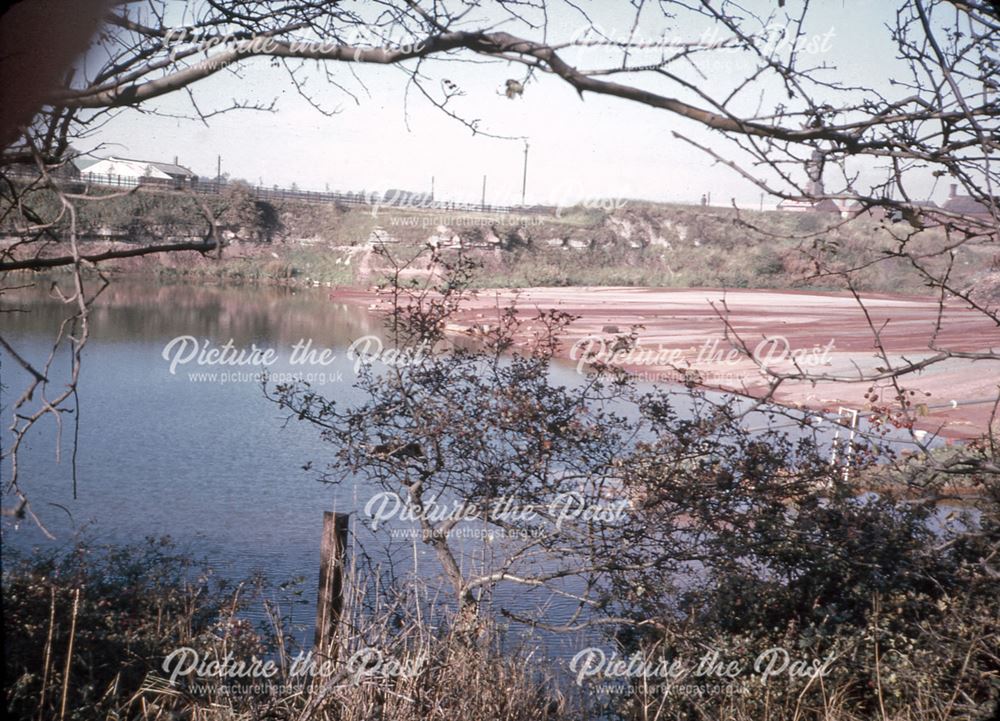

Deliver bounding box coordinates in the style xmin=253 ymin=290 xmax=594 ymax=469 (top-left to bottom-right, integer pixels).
xmin=330 ymin=284 xmax=999 ymax=441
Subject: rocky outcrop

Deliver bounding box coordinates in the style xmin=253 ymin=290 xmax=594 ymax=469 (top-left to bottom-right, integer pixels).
xmin=968 ymin=272 xmax=1000 ymax=306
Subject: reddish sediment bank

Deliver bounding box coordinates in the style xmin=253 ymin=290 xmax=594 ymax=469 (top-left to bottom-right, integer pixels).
xmin=331 ymin=285 xmax=999 ymax=441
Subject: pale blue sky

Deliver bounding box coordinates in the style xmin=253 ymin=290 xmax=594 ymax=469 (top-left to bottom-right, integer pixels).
xmin=76 ymin=1 xmax=944 ymax=208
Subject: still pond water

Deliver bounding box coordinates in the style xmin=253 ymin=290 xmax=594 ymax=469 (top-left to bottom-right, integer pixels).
xmin=0 ymin=279 xmax=922 ymax=659
xmin=1 ymin=280 xmax=638 ymax=658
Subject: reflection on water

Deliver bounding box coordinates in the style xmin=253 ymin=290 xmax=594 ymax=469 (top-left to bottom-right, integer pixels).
xmin=0 ymin=277 xmax=933 ymax=664
xmin=0 ymin=278 xmax=587 ymax=658
xmin=1 ymin=279 xmax=384 ymax=345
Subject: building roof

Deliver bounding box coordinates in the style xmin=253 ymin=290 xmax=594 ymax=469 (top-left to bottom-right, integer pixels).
xmin=90 ymin=155 xmax=196 ymax=178
xmin=115 ymin=156 xmax=195 ymax=178
xmin=777 ymin=198 xmax=840 ymax=213
xmin=942 ymin=195 xmax=994 ymax=215
xmin=146 ymin=161 xmax=196 ymax=178
xmin=846 ymin=199 xmax=937 ymax=208
xmin=844 ymin=200 xmax=939 ymax=219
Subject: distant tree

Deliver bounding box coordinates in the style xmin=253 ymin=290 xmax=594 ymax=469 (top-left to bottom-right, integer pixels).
xmin=219 ymin=180 xmax=263 ymax=238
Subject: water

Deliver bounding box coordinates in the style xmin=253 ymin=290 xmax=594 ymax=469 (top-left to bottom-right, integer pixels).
xmin=0 ymin=278 xmax=935 ymax=661
xmin=0 ymin=279 xmax=604 ymax=658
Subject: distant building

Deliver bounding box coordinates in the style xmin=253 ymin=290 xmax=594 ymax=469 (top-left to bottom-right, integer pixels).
xmin=839 ymin=200 xmax=863 ymax=218
xmin=6 ymin=149 xmax=81 ymax=179
xmin=6 ymin=160 xmax=80 ymax=180
xmin=847 ymin=199 xmax=939 ymax=222
xmin=942 ymin=183 xmax=994 ymax=217
xmin=83 ymin=155 xmax=197 ymax=183
xmin=806 ymin=182 xmax=993 ymax=226
xmin=777 ymin=197 xmax=840 ymax=213
xmin=777 ymin=150 xmax=840 ymax=213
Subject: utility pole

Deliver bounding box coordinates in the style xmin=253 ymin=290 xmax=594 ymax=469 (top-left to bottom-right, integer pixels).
xmin=216 ymin=154 xmax=221 ymax=183
xmin=430 ymin=175 xmax=435 ymax=201
xmin=521 ymin=140 xmax=529 ymax=206
xmin=481 ymin=174 xmax=487 ymax=208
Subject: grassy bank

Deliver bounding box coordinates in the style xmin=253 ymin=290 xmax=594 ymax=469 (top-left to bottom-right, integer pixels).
xmin=5 ymin=502 xmax=997 ymax=720
xmin=3 ymin=538 xmax=566 ymax=721
xmin=3 ymin=183 xmax=996 ymax=296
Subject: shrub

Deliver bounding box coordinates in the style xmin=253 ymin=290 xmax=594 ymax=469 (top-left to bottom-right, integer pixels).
xmin=3 ymin=537 xmax=270 ymax=720
xmin=2 ymin=537 xmax=569 ymax=720
xmin=268 ymin=248 xmax=1000 ymax=720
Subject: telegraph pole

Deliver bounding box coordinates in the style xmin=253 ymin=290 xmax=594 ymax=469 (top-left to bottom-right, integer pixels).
xmin=481 ymin=174 xmax=487 ymax=208
xmin=521 ymin=140 xmax=529 ymax=206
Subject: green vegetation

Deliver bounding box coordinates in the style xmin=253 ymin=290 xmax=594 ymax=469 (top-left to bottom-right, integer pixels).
xmin=3 ymin=538 xmax=564 ymax=721
xmin=3 ymin=538 xmax=275 ymax=719
xmin=266 ymin=257 xmax=1000 ymax=721
xmin=150 ymin=246 xmax=358 ymax=285
xmin=3 ymin=261 xmax=998 ymax=721
xmin=3 ymin=184 xmax=995 ymax=297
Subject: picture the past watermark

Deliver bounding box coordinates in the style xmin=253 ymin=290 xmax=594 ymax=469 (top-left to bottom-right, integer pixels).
xmin=161 ymin=646 xmax=427 ymax=692
xmin=570 ymin=335 xmax=837 ymax=375
xmin=160 ymin=334 xmax=431 ymax=382
xmin=569 ymin=645 xmax=838 ymax=696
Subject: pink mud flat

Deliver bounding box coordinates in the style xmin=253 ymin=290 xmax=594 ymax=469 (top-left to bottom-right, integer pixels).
xmin=331 ymin=286 xmax=1000 ymax=441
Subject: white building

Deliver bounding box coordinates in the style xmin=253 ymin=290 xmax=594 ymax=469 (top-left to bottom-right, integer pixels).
xmin=82 ymin=155 xmax=196 ymax=183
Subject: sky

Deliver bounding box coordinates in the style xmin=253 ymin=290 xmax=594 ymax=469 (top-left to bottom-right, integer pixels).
xmin=73 ymin=0 xmax=946 ymax=209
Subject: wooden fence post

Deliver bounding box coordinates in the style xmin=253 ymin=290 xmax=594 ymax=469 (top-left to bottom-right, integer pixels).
xmin=314 ymin=512 xmax=350 ymax=650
